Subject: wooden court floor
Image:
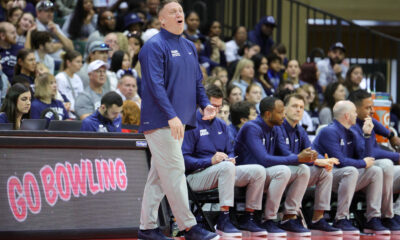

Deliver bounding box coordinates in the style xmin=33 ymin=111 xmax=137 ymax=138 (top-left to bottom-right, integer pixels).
xmin=90 ymin=234 xmax=400 ymax=240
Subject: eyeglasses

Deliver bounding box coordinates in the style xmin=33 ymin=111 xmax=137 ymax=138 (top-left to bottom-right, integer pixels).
xmin=36 ymin=1 xmax=54 ymax=11
xmin=103 ymin=16 xmax=115 ymax=20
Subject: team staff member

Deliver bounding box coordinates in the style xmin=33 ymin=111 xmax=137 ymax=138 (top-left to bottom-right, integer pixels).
xmin=313 ymin=100 xmax=389 ymax=235
xmin=348 ymin=89 xmax=400 ymax=233
xmin=81 ymin=91 xmax=123 ymax=132
xmin=182 ymin=85 xmax=267 ymax=238
xmin=277 ymin=93 xmax=342 ymax=235
xmin=138 ymin=1 xmax=218 ymax=240
xmin=235 ymin=97 xmax=316 ymax=237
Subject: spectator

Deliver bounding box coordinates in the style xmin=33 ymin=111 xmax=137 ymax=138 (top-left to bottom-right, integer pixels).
xmin=86 ymin=10 xmax=116 ymax=56
xmin=226 ymin=83 xmax=243 ymax=106
xmin=211 ymin=66 xmax=228 ymax=87
xmin=319 ymin=82 xmax=346 ymax=125
xmin=271 ymin=43 xmax=288 ymax=68
xmin=299 ymin=62 xmax=323 ymax=102
xmin=231 ymin=58 xmax=265 ymax=99
xmin=104 ymin=32 xmax=119 ymax=61
xmin=317 ymin=42 xmax=349 ymax=90
xmin=245 ymin=83 xmax=262 ymax=112
xmin=115 ymin=72 xmax=141 ymax=107
xmin=201 ymin=20 xmax=226 ymax=68
xmin=267 ymin=53 xmax=282 ymax=91
xmin=14 ymin=48 xmax=36 ymax=85
xmin=0 ymin=56 xmax=9 ymax=104
xmin=0 ymin=83 xmax=30 ymax=129
xmin=252 ymin=53 xmax=274 ymax=96
xmin=225 ymin=26 xmax=247 ymax=65
xmin=7 ymin=6 xmax=23 ymax=26
xmin=81 ymin=91 xmax=123 ymax=132
xmin=121 ymin=99 xmax=140 ymax=126
xmin=55 ymin=0 xmax=76 ymax=17
xmin=0 ymin=21 xmax=23 ymax=82
xmin=227 ymin=41 xmax=260 ymax=80
xmin=55 ymin=50 xmax=84 ymax=117
xmin=217 ymin=99 xmax=230 ymax=125
xmin=145 ymin=0 xmax=159 ymax=20
xmin=30 ymin=30 xmax=55 ymax=74
xmin=126 ymin=32 xmax=143 ymax=78
xmin=31 ymin=73 xmax=69 ymax=121
xmin=35 ymin=0 xmax=74 ymax=61
xmin=183 ymin=11 xmax=202 ymax=42
xmin=190 ymin=34 xmax=218 ymax=76
xmin=296 ymin=87 xmax=315 ymax=132
xmin=15 ymin=12 xmax=35 ymax=47
xmin=124 ymin=12 xmax=144 ymax=36
xmin=286 ymin=59 xmax=301 ymax=88
xmin=300 ymin=83 xmax=320 ymax=124
xmin=62 ymin=0 xmax=97 ymax=40
xmin=248 ymin=16 xmax=276 ymax=56
xmin=228 ymin=101 xmax=257 ymax=143
xmin=75 ymin=60 xmax=107 ymax=120
xmin=344 ymin=64 xmax=364 ymax=97
xmin=110 ymin=50 xmax=131 ymax=73
xmin=77 ymin=41 xmax=111 ymax=90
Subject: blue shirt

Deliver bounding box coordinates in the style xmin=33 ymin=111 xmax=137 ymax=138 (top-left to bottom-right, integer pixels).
xmin=351 ymin=118 xmax=399 ymax=163
xmin=182 ymin=111 xmax=233 ymax=174
xmin=30 ymin=99 xmax=69 ymax=121
xmin=228 ymin=123 xmax=239 ymax=146
xmin=81 ymin=110 xmax=122 ymax=132
xmin=138 ymin=28 xmax=209 ymax=132
xmin=0 ymin=44 xmax=23 ymax=83
xmin=312 ymin=120 xmax=373 ymax=168
xmin=248 ymin=17 xmax=275 ymax=56
xmin=235 ymin=115 xmax=299 ymax=168
xmin=277 ymin=119 xmax=323 ymax=165
xmin=0 ymin=112 xmax=9 ymax=123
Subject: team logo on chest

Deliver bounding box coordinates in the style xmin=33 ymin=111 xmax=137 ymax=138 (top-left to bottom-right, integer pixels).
xmin=200 ymin=129 xmax=209 ymax=136
xmin=171 ymin=50 xmax=181 ymax=57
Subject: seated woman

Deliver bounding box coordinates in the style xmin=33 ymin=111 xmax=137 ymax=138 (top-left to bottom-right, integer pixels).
xmin=30 ymin=73 xmax=69 ymax=121
xmin=0 ymin=83 xmax=31 ymax=129
xmin=121 ymin=100 xmax=140 ymax=133
xmin=14 ymin=49 xmax=36 ymax=85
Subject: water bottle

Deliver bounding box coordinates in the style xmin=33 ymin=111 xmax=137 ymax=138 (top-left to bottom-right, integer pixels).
xmin=98 ymin=124 xmax=108 ymax=132
xmin=170 ymin=216 xmax=179 ymax=237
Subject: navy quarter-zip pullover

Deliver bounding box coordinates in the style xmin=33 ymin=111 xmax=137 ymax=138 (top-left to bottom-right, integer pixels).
xmin=234 ymin=115 xmax=299 ymax=168
xmin=139 ymin=28 xmax=210 ymax=132
xmin=352 ymin=118 xmax=399 ymax=162
xmin=312 ymin=120 xmax=374 ymax=168
xmin=182 ymin=111 xmax=234 ymax=174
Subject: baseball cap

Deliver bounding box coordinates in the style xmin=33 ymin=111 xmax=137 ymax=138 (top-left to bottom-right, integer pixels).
xmin=330 ymin=42 xmax=346 ymax=52
xmin=124 ymin=13 xmax=144 ymax=30
xmin=261 ymin=16 xmax=276 ymax=27
xmin=36 ymin=0 xmax=54 ymax=11
xmin=89 ymin=41 xmax=110 ymax=53
xmin=88 ymin=60 xmax=108 ymax=73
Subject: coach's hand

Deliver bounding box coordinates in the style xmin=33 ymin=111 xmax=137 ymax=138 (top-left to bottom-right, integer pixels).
xmin=298 ymin=147 xmax=315 ymax=163
xmin=202 ymin=105 xmax=217 ymax=120
xmin=168 ymin=117 xmax=184 ymax=140
xmin=364 ymin=157 xmax=375 ymax=168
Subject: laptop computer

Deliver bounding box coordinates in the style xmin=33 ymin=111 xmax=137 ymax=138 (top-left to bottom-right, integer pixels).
xmin=0 ymin=123 xmax=13 ymax=130
xmin=48 ymin=120 xmax=82 ymax=131
xmin=20 ymin=119 xmax=47 ymax=130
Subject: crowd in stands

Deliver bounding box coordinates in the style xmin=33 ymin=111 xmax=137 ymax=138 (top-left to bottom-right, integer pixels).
xmin=3 ymin=0 xmax=400 ymax=237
